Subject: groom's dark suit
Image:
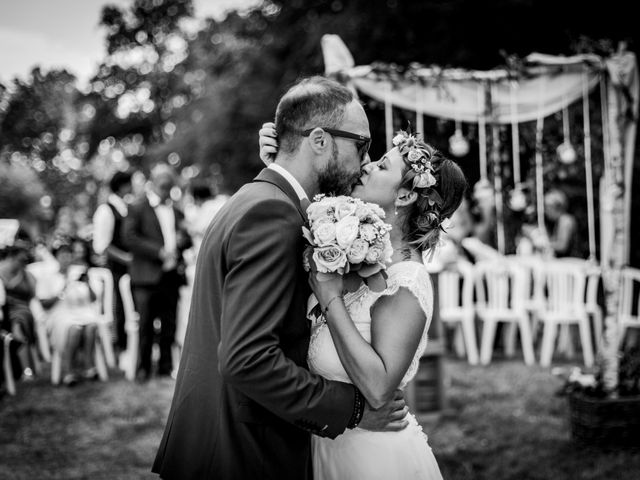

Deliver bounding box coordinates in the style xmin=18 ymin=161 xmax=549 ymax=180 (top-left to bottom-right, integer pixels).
xmin=152 ymin=168 xmax=358 ymax=479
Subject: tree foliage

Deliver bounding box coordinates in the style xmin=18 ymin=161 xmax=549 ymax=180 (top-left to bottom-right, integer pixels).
xmin=1 ymin=0 xmax=638 ymax=261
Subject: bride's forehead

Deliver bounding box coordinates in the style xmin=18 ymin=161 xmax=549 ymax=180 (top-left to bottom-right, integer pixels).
xmin=385 ymin=148 xmax=404 ymax=168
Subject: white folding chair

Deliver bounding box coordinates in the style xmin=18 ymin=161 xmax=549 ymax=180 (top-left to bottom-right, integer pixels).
xmin=509 ymin=255 xmax=546 ymax=335
xmin=551 ymin=258 xmax=603 ymax=355
xmin=87 ymin=267 xmax=117 ymax=368
xmin=538 ymin=259 xmax=594 ymax=368
xmin=119 ymin=274 xmax=139 ymax=381
xmin=2 ymin=332 xmax=17 ymax=396
xmin=438 ymin=260 xmax=479 ymax=365
xmin=25 ymin=261 xmax=57 ymax=364
xmin=619 ymin=266 xmax=640 ymax=348
xmin=1 ymin=279 xmax=16 ymax=395
xmin=474 ymin=258 xmax=535 ymax=365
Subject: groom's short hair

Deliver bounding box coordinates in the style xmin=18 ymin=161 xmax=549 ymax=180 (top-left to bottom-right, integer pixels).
xmin=275 ymin=76 xmax=354 ymax=154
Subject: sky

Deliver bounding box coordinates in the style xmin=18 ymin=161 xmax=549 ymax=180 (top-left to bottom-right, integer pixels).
xmin=0 ymin=0 xmax=260 ymax=85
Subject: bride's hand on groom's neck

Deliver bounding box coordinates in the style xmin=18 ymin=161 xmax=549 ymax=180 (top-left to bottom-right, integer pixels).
xmin=357 ymin=389 xmax=409 ymax=432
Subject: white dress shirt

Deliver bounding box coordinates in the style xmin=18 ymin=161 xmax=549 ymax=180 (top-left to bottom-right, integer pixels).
xmin=92 ymin=194 xmax=128 ymax=255
xmin=147 ymin=191 xmax=177 ymax=271
xmin=268 ymin=163 xmax=308 ymax=202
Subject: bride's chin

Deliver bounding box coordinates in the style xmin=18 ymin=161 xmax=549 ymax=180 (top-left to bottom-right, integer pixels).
xmin=350 ymin=186 xmax=366 ymax=200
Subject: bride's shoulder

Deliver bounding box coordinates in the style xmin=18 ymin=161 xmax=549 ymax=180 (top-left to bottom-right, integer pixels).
xmin=388 ymin=260 xmax=430 ymax=278
xmin=386 ymin=261 xmax=432 ymax=290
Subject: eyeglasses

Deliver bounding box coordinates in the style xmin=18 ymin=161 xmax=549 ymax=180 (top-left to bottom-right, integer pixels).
xmin=298 ymin=128 xmax=371 ymax=160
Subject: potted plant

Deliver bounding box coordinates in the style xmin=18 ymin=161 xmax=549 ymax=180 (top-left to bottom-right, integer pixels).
xmin=558 ymin=345 xmax=640 ymax=446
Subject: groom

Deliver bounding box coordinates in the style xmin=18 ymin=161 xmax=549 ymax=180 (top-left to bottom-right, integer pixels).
xmin=152 ymin=76 xmax=407 ymax=479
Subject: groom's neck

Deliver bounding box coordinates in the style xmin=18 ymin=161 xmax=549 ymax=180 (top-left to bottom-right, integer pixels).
xmin=274 ymin=155 xmax=318 ymax=199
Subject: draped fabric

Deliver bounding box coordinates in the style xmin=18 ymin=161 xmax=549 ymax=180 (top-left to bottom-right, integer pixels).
xmin=321 ymin=34 xmax=638 ymax=266
xmin=321 ymin=34 xmax=603 ymax=124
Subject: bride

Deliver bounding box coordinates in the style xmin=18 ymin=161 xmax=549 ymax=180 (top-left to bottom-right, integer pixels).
xmin=260 ymin=124 xmax=467 ymax=479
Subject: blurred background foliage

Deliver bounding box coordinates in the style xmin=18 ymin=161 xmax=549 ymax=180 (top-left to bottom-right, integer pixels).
xmin=0 ymin=0 xmax=638 ymax=263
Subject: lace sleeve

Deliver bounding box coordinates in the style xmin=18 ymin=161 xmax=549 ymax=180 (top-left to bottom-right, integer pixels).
xmin=372 ymin=262 xmax=434 ymax=323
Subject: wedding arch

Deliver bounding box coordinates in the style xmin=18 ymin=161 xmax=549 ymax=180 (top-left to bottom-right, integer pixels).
xmin=320 ymin=34 xmax=639 ymax=389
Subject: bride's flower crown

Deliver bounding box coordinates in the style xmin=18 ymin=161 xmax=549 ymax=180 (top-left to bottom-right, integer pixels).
xmin=392 ymin=130 xmax=437 ymax=190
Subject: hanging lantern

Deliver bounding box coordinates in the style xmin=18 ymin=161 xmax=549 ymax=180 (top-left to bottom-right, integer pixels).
xmin=449 ymin=122 xmax=469 ymax=157
xmin=508 ymin=184 xmax=528 ymax=212
xmin=557 ymin=141 xmax=577 ymax=164
xmin=473 ymin=178 xmax=494 ymax=205
xmin=557 ymin=105 xmax=577 ymax=164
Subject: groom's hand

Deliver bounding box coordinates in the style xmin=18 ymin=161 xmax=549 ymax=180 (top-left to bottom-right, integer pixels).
xmin=357 ymin=390 xmax=409 ymax=432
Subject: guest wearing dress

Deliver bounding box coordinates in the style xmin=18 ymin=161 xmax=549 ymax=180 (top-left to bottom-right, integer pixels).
xmin=41 ymin=237 xmax=101 ymax=386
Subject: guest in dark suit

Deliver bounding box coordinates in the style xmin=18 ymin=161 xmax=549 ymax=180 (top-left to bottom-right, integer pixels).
xmin=152 ymin=76 xmax=406 ymax=480
xmin=122 ymin=164 xmax=191 ymax=381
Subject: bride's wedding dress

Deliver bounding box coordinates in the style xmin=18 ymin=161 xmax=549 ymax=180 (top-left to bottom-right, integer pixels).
xmin=308 ymin=261 xmax=444 ymax=480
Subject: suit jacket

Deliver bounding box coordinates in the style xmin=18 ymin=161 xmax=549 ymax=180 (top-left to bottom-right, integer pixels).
xmin=122 ymin=196 xmax=190 ymax=287
xmin=152 ymin=169 xmax=356 ymax=480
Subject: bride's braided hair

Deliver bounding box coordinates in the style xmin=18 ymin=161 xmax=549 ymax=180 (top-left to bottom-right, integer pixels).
xmin=393 ymin=131 xmax=467 ymax=253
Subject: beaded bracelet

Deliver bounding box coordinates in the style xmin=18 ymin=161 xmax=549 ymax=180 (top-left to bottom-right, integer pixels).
xmin=347 ymin=388 xmax=365 ymax=429
xmin=322 ymin=294 xmax=343 ymax=317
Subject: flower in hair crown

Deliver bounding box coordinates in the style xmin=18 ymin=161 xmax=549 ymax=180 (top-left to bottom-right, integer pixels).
xmin=392 ymin=130 xmax=437 ymax=190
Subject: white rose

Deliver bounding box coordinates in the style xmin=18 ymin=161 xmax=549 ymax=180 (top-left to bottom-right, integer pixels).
xmin=335 ymin=216 xmax=360 ymax=249
xmin=335 ymin=197 xmax=358 ymax=220
xmin=408 ymin=149 xmax=423 ymax=162
xmin=365 ymin=244 xmax=384 ymax=263
xmin=313 ymin=219 xmax=337 ymax=246
xmin=313 ymin=245 xmax=347 ymax=273
xmin=392 ymin=133 xmax=405 ymax=146
xmin=359 ymin=223 xmax=378 ymax=242
xmin=355 ymin=204 xmax=372 ymax=221
xmin=307 ymin=203 xmax=330 ymax=223
xmin=347 ymin=238 xmax=370 ymax=264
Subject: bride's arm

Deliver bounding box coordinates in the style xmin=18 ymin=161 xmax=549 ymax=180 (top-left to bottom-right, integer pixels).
xmin=311 ymin=273 xmax=426 ymax=409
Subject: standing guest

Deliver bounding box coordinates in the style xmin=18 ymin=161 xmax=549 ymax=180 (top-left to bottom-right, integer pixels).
xmin=122 ymin=164 xmax=191 ymax=382
xmin=92 ymin=170 xmax=133 ymax=363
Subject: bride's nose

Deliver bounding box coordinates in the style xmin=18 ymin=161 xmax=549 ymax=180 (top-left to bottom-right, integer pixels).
xmin=361 ymin=162 xmax=374 ymax=174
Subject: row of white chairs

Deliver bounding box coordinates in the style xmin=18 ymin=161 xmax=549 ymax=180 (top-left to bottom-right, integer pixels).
xmin=436 ymin=256 xmax=640 ymax=367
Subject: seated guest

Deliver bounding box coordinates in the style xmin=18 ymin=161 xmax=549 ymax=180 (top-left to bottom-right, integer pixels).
xmin=544 ymin=189 xmax=579 ymax=258
xmin=0 ymin=226 xmax=39 ymax=379
xmin=40 ymin=237 xmax=101 ymax=386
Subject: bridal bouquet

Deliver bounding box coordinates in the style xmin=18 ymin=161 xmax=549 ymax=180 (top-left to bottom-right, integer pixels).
xmin=302 ymin=194 xmax=393 ymax=289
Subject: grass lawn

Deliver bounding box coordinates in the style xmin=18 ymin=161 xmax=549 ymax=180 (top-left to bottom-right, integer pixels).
xmin=1 ymin=357 xmax=639 ymax=480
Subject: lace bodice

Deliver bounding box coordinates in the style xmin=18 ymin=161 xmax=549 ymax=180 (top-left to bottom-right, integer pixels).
xmin=308 ymin=261 xmax=434 ymax=390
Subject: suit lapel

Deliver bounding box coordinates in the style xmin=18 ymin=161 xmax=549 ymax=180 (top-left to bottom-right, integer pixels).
xmin=253 ymin=168 xmax=309 ymax=221
xmin=145 ymin=198 xmax=165 ymax=241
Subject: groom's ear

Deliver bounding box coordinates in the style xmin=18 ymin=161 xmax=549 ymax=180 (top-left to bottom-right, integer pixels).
xmin=308 ymin=128 xmax=330 ymax=155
